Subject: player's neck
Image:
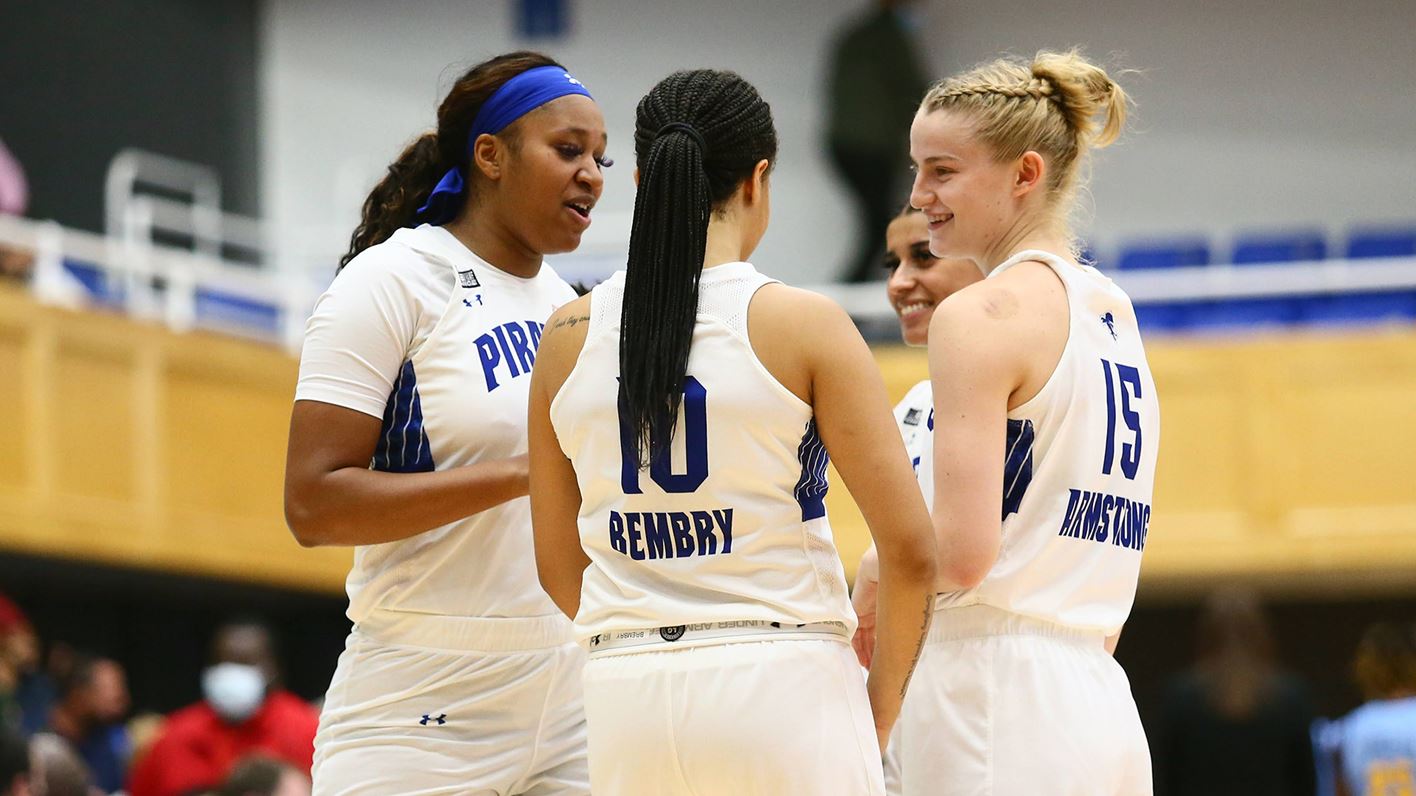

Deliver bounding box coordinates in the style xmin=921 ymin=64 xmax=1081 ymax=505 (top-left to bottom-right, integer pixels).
xmin=703 ymin=214 xmax=752 ymax=270
xmin=980 ymin=220 xmax=1071 ymax=275
xmin=443 ymin=213 xmax=541 ymax=279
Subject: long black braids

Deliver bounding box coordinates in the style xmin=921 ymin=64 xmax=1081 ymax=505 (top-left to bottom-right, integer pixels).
xmin=619 ymin=69 xmax=778 ymax=469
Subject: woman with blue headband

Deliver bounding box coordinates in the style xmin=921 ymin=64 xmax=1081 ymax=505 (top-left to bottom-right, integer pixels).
xmin=528 ymin=69 xmax=936 ymax=795
xmin=284 ymin=51 xmax=606 ymax=795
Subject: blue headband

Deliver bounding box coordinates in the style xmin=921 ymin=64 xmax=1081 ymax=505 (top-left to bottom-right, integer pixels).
xmin=415 ymin=66 xmax=594 ymax=226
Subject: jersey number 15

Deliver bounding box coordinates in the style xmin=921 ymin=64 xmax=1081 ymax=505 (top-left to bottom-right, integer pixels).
xmin=1101 ymin=359 xmax=1143 ymax=480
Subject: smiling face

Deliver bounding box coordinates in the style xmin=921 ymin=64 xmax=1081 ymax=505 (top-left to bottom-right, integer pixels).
xmin=884 ymin=210 xmax=984 ymax=346
xmin=908 ymin=109 xmax=1023 ymax=263
xmin=493 ymin=94 xmax=608 ymax=255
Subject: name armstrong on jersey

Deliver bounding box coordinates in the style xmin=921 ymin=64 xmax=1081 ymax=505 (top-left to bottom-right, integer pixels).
xmin=1056 ymin=488 xmax=1152 ymax=551
xmin=607 ymin=509 xmax=735 ymax=561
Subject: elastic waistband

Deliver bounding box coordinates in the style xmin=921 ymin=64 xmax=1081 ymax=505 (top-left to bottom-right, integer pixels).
xmin=355 ymin=609 xmax=575 ymax=652
xmin=586 ymin=620 xmax=851 ymax=657
xmin=927 ymin=604 xmax=1105 ymax=646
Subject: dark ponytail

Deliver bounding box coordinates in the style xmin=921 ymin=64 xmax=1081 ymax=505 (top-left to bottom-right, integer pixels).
xmin=338 ymin=51 xmax=565 ymax=271
xmin=620 ymin=70 xmax=778 ymax=468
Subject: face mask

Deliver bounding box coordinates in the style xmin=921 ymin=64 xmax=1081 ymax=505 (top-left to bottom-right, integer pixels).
xmin=201 ymin=663 xmax=267 ymax=723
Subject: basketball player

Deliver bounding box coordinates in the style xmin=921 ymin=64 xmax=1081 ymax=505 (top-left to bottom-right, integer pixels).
xmin=528 ymin=69 xmax=936 ymax=795
xmin=852 ymin=205 xmax=981 ymax=672
xmin=1333 ymin=622 xmax=1416 ymax=796
xmin=869 ymin=50 xmax=1159 ymax=794
xmin=283 ymin=52 xmax=606 ymax=795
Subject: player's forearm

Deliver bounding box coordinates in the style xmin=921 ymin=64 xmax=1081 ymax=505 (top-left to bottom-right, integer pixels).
xmin=865 ymin=546 xmax=935 ymax=743
xmin=285 ymin=456 xmax=528 ymax=547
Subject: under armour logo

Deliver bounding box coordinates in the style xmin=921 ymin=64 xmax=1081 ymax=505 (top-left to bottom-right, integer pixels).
xmin=566 ymin=75 xmax=584 ymax=86
xmin=1101 ymin=312 xmax=1118 ymax=340
xmin=420 ymin=714 xmax=446 ymax=726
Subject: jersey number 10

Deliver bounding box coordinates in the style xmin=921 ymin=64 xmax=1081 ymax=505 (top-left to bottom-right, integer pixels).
xmin=1101 ymin=359 xmax=1143 ymax=480
xmin=619 ymin=377 xmax=710 ymax=495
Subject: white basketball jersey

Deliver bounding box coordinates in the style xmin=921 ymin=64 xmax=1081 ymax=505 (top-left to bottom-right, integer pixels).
xmin=549 ymin=262 xmax=856 ymax=642
xmin=933 ymin=249 xmax=1160 ymax=635
xmin=296 ymin=224 xmax=577 ymax=624
xmin=893 ymin=379 xmax=935 ymax=512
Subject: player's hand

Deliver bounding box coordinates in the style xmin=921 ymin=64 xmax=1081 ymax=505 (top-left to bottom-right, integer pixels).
xmin=851 ymin=545 xmax=881 ymax=669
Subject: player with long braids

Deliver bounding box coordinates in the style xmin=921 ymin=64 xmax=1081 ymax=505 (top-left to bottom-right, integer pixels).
xmin=528 ymin=69 xmax=936 ymax=795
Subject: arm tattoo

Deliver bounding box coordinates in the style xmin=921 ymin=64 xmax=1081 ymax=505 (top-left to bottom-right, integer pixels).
xmin=900 ymin=595 xmax=933 ymax=699
xmin=549 ymin=313 xmax=589 ymax=332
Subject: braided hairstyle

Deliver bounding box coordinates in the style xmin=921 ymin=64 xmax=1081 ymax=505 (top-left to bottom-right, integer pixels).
xmin=338 ymin=51 xmax=564 ymax=271
xmin=620 ymin=69 xmax=777 ymax=469
xmin=920 ymin=50 xmax=1129 ymax=231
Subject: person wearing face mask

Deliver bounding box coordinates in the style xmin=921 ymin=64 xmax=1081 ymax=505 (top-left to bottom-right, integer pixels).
xmin=127 ymin=621 xmax=319 ymax=796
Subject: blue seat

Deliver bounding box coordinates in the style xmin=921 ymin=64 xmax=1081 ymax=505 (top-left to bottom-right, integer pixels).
xmin=1345 ymin=227 xmax=1416 ymax=259
xmin=194 ymin=288 xmax=282 ymax=335
xmin=1116 ymin=240 xmax=1210 ymax=270
xmin=1299 ymin=225 xmax=1416 ymax=325
xmin=1184 ymin=297 xmax=1302 ymax=329
xmin=1300 ymin=291 xmax=1416 ymax=325
xmin=1231 ymin=231 xmax=1327 ymax=264
xmin=61 ymin=258 xmax=124 ymax=305
xmin=1132 ymin=302 xmax=1191 ymax=335
xmin=1186 ymin=231 xmax=1328 ymax=327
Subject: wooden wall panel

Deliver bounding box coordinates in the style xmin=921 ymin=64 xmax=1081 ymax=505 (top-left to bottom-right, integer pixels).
xmin=2 ymin=284 xmax=1414 ymax=599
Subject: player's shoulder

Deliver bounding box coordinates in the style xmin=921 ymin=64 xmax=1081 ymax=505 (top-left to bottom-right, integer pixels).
xmin=750 ymin=282 xmax=857 ymax=341
xmin=337 ymin=229 xmax=453 ymax=297
xmin=928 ymin=268 xmax=1060 ymax=361
xmin=539 ymin=294 xmax=593 ymax=353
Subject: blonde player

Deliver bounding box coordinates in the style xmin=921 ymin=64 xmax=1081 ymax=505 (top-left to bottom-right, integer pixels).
xmin=859 ymin=50 xmax=1160 ymax=795
xmin=529 ymin=69 xmax=936 ymax=795
xmin=283 ymin=52 xmax=607 ymax=795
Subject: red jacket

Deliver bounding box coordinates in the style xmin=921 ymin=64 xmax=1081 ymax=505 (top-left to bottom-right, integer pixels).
xmin=127 ymin=690 xmax=319 ymax=796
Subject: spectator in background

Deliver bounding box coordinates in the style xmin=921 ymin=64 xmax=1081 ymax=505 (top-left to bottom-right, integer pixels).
xmin=824 ymin=0 xmax=929 ymax=282
xmin=28 ymin=733 xmax=92 ymax=796
xmin=45 ymin=655 xmax=129 ymax=795
xmin=217 ymin=757 xmax=310 ymax=796
xmin=0 ymin=138 xmax=27 ymax=217
xmin=1157 ymin=587 xmax=1316 ymax=796
xmin=0 ymin=596 xmax=55 ymax=738
xmin=0 ymin=729 xmax=29 ymax=796
xmin=127 ymin=621 xmax=318 ymax=796
xmin=1331 ymin=621 xmax=1416 ymax=796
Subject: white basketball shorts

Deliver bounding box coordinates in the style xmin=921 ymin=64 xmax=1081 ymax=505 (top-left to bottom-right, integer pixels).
xmin=583 ymin=637 xmax=886 ymax=795
xmin=887 ymin=604 xmax=1151 ymax=796
xmin=311 ymin=610 xmax=588 ymax=796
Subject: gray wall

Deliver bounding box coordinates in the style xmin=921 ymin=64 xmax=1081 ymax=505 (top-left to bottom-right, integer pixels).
xmin=922 ymin=0 xmax=1416 ymax=258
xmin=0 ymin=0 xmax=261 ymax=232
xmin=260 ymin=0 xmax=1416 ymax=281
